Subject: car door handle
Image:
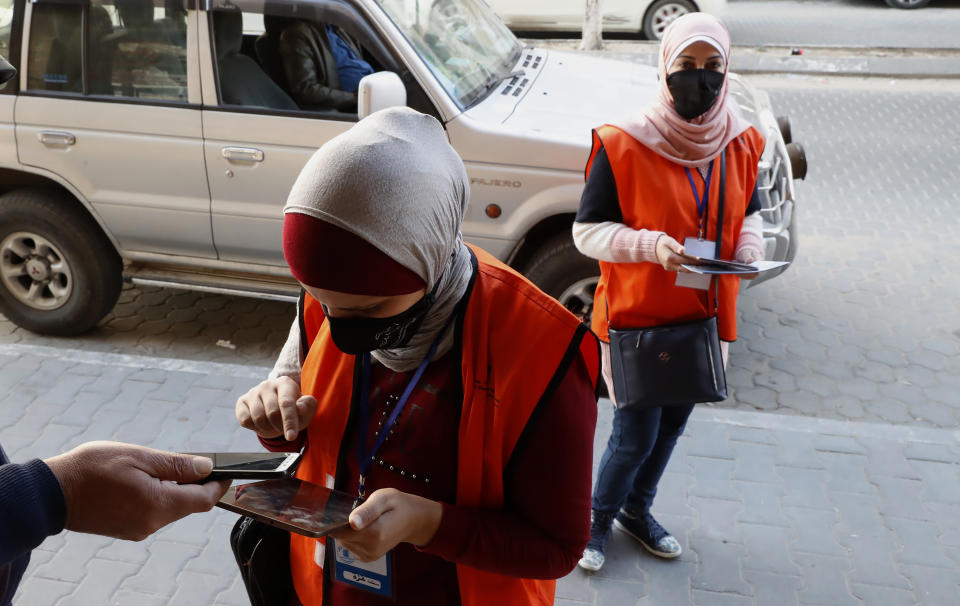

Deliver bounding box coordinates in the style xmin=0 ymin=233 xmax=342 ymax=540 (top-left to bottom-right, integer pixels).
xmin=221 ymin=147 xmax=264 ymax=163
xmin=38 ymin=131 xmax=76 ymax=146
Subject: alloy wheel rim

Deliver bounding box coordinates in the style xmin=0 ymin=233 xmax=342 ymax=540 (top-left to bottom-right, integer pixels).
xmin=558 ymin=276 xmax=598 ymax=323
xmin=0 ymin=231 xmax=73 ymax=310
xmin=652 ymin=4 xmax=692 ymax=38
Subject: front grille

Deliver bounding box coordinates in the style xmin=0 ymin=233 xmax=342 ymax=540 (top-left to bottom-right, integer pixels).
xmin=756 ymin=132 xmax=791 ymax=230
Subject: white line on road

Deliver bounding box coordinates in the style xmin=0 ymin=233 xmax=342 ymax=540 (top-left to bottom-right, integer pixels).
xmin=0 ymin=343 xmax=271 ymax=380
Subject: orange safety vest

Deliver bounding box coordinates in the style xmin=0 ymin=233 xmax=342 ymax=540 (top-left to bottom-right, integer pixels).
xmin=588 ymin=125 xmax=765 ymax=342
xmin=289 ymin=245 xmax=601 ymax=606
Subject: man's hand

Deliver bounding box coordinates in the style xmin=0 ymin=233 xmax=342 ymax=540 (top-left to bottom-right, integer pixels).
xmin=655 ymin=235 xmax=691 ymax=272
xmin=329 ymin=488 xmax=442 ymax=562
xmin=236 ymin=376 xmax=317 ymax=441
xmin=44 ymin=442 xmax=230 ymax=541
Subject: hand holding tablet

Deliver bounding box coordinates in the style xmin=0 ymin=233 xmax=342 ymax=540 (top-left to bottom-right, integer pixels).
xmin=680 ymin=257 xmax=790 ymax=275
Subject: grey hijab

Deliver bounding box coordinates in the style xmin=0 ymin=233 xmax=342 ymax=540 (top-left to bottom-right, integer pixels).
xmin=283 ymin=107 xmax=473 ymax=372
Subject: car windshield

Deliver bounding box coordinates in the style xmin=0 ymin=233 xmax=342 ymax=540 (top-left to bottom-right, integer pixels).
xmin=376 ymin=0 xmax=522 ymax=109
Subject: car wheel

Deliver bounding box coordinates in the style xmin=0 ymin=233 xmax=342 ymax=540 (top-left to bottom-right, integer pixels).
xmin=884 ymin=0 xmax=930 ymax=7
xmin=0 ymin=187 xmax=122 ymax=336
xmin=522 ymin=233 xmax=600 ymax=326
xmin=642 ymin=0 xmax=696 ymax=40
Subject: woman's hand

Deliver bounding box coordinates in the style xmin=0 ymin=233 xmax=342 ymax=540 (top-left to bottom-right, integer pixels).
xmin=655 ymin=235 xmax=691 ymax=272
xmin=736 ymin=249 xmax=760 ymax=280
xmin=235 ymin=376 xmax=317 ymax=441
xmin=330 ymin=488 xmax=443 ymax=562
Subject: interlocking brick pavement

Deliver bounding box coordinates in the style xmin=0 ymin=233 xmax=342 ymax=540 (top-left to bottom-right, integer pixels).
xmin=3 ymin=340 xmax=959 ymax=605
xmin=0 ymin=286 xmax=294 ymax=369
xmin=723 ymin=80 xmax=960 ymax=426
xmin=2 ymin=346 xmax=263 ymax=606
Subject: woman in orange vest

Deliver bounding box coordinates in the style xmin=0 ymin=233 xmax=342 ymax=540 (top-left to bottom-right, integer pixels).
xmin=235 ymin=107 xmax=600 ymax=605
xmin=573 ymin=14 xmax=766 ymax=571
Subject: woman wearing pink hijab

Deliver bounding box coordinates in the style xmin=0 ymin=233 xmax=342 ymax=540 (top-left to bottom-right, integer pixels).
xmin=573 ymin=13 xmax=765 ymax=571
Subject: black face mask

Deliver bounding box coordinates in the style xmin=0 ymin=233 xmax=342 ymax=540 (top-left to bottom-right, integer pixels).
xmin=666 ymin=69 xmax=725 ymax=120
xmin=325 ymin=290 xmax=436 ymax=355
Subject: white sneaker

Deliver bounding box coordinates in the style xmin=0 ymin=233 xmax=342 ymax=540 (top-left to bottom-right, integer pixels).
xmin=578 ymin=548 xmax=605 ymax=571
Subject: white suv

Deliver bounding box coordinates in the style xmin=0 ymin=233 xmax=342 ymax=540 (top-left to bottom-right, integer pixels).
xmin=0 ymin=0 xmax=803 ymax=335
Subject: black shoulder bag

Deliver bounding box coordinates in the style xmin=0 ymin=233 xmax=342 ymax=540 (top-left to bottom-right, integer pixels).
xmin=229 ymin=515 xmax=295 ymax=606
xmin=607 ymin=150 xmax=728 ymax=410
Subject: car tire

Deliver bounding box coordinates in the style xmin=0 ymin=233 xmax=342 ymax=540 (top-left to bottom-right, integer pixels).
xmin=522 ymin=232 xmax=600 ymax=326
xmin=884 ymin=0 xmax=930 ymax=7
xmin=0 ymin=187 xmax=122 ymax=336
xmin=642 ymin=0 xmax=697 ymax=40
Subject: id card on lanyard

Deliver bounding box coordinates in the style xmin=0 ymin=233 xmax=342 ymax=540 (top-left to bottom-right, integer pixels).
xmin=332 ymin=322 xmax=448 ymax=597
xmin=676 ymin=160 xmax=715 ymax=291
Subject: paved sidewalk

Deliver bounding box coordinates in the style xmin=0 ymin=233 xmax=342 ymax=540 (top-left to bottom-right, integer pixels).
xmin=3 ymin=343 xmax=959 ymax=605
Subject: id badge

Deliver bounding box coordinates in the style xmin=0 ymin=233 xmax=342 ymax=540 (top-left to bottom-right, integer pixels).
xmin=676 ymin=237 xmax=713 ymax=290
xmin=332 ymin=539 xmax=393 ymax=598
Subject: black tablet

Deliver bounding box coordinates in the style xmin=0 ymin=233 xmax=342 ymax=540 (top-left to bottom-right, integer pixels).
xmin=681 ymin=255 xmax=758 ymax=272
xmin=217 ymin=478 xmax=358 ymax=538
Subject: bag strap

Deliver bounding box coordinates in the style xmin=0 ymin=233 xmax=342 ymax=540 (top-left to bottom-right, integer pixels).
xmin=711 ymin=149 xmax=727 ymax=316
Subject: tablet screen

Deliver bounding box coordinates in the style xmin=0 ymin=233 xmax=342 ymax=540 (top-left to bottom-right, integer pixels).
xmin=218 ymin=478 xmax=358 ymax=538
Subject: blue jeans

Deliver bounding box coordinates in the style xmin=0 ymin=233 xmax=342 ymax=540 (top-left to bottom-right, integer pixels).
xmin=591 ymin=403 xmax=695 ymax=515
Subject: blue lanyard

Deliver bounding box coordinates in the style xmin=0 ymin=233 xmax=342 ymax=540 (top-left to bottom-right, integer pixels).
xmin=355 ymin=324 xmax=447 ymax=498
xmin=684 ymin=161 xmax=714 ymax=239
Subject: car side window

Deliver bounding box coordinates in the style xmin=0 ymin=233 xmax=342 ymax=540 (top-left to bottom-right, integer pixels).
xmin=208 ymin=5 xmax=404 ymax=118
xmin=26 ymin=0 xmax=188 ymax=102
xmin=209 ymin=9 xmax=299 ymax=112
xmin=26 ymin=3 xmax=82 ymax=92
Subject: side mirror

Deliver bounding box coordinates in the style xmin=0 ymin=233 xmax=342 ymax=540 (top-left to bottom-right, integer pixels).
xmin=357 ymin=72 xmax=407 ymax=119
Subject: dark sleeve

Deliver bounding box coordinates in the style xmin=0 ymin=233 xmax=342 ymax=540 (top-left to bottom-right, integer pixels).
xmin=745 ymin=182 xmax=761 ymax=216
xmin=259 ymin=432 xmax=306 ymax=453
xmin=575 ymin=145 xmax=623 ymax=224
xmin=419 ymin=353 xmax=597 ymax=579
xmin=279 ymin=26 xmax=356 ymax=111
xmin=0 ymin=457 xmax=66 ymax=567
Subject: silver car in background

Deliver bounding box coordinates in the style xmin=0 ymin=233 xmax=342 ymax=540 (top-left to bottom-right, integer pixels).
xmin=485 ymin=0 xmax=727 ymax=40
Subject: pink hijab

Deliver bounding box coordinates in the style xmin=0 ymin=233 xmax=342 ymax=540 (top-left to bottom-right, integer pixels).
xmin=613 ymin=13 xmax=751 ymax=168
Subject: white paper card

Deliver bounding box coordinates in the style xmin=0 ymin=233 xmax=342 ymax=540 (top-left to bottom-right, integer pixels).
xmin=676 ymin=237 xmax=714 ymax=290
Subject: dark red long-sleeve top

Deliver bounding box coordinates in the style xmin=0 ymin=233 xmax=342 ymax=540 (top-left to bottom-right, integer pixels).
xmin=262 ymin=347 xmax=597 ymax=605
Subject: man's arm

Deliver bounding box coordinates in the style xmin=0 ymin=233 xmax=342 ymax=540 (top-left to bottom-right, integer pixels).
xmin=0 ymin=453 xmax=65 ymax=566
xmin=42 ymin=442 xmax=230 ymax=542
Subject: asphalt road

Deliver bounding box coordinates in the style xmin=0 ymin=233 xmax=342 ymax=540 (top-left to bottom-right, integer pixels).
xmin=725 ymin=0 xmax=960 ymax=48
xmin=516 ymin=0 xmax=960 ymax=49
